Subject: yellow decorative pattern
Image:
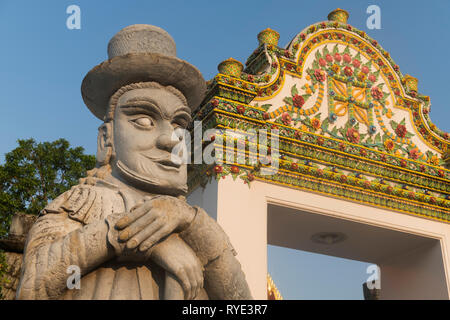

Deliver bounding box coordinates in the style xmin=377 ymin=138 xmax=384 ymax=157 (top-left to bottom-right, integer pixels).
xmin=258 ymin=28 xmax=280 ymax=46
xmin=327 ymin=8 xmax=350 ymax=24
xmin=217 ymin=58 xmax=244 ymax=78
xmin=266 ymin=82 xmax=325 ymax=118
xmin=267 ymin=274 xmax=283 ymax=300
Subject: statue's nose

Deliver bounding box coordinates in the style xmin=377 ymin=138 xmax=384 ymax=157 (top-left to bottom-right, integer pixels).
xmin=156 ymin=129 xmax=182 ymax=152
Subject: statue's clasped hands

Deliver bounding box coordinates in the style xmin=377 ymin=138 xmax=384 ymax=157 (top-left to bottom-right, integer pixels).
xmin=114 ymin=195 xmax=203 ymax=300
xmin=115 ymin=195 xmax=196 ymax=252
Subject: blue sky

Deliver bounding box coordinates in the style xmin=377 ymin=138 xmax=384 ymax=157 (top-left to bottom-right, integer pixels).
xmin=0 ymin=0 xmax=448 ymax=299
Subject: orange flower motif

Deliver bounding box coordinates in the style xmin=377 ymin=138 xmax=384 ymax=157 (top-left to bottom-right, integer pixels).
xmin=409 ymin=148 xmax=421 ymax=160
xmin=429 ymin=155 xmax=440 ymax=166
xmin=384 ymin=139 xmax=395 ymax=152
xmin=311 ymin=118 xmax=321 ymax=130
xmin=357 ymin=72 xmax=366 ymax=82
xmin=386 ymin=109 xmax=393 ymax=119
xmin=331 ymin=64 xmax=340 ymax=74
xmin=346 ymin=128 xmax=360 ymax=143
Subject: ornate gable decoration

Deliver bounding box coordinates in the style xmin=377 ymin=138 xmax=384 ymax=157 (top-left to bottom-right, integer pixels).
xmin=189 ymin=9 xmax=450 ymax=222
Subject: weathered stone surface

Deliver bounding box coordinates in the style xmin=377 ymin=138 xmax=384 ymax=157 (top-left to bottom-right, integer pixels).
xmin=2 ymin=252 xmax=23 ymax=300
xmin=17 ymin=24 xmax=252 ymax=300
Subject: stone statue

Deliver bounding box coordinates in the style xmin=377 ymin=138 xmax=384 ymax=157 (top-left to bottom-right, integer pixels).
xmin=16 ymin=25 xmax=252 ymax=300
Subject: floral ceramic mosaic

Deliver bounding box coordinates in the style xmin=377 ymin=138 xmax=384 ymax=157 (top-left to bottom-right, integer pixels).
xmin=189 ymin=9 xmax=450 ymax=222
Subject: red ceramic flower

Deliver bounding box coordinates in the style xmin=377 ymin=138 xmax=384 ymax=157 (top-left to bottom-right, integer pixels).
xmin=317 ymin=137 xmax=325 ymax=145
xmin=400 ymin=159 xmax=407 ymax=167
xmin=236 ymin=105 xmax=246 ymax=114
xmin=293 ymin=94 xmax=305 ymax=108
xmin=247 ymin=173 xmax=255 ymax=181
xmin=343 ymin=66 xmax=353 ymax=77
xmin=371 ymin=86 xmax=383 ymax=100
xmin=352 ymin=59 xmax=361 ymax=68
xmin=214 ymin=165 xmax=223 ymax=174
xmin=338 ymin=142 xmax=345 ymax=151
xmin=314 ymin=69 xmax=326 ymax=82
xmin=334 ymin=53 xmax=342 ymax=62
xmin=247 ymin=75 xmax=254 ymax=82
xmin=343 ymin=54 xmax=352 ymax=63
xmin=319 ymin=58 xmax=327 ymax=67
xmin=316 ymin=169 xmax=324 ymax=177
xmin=368 ymin=74 xmax=376 ymax=82
xmin=231 ymin=166 xmax=240 ymax=174
xmin=281 ymin=112 xmax=292 ymax=125
xmin=360 ymin=148 xmax=367 ymax=156
xmin=211 ymin=99 xmax=219 ymax=107
xmin=361 ymin=66 xmax=369 ymax=74
xmin=409 ymin=148 xmax=420 ymax=160
xmin=395 ymin=124 xmax=407 ymax=138
xmin=340 ymin=175 xmax=347 ymax=183
xmin=325 ymin=54 xmax=333 ymax=63
xmin=263 ymin=112 xmax=270 ymax=120
xmin=291 ymin=163 xmax=298 ymax=170
xmin=438 ymin=170 xmax=445 ymax=177
xmin=346 ymin=128 xmax=360 ymax=143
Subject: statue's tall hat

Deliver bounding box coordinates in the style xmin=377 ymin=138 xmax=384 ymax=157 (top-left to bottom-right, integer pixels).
xmin=81 ymin=24 xmax=206 ymax=120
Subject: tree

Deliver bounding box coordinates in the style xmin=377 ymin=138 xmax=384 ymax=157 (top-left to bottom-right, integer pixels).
xmin=0 ymin=138 xmax=96 ymax=236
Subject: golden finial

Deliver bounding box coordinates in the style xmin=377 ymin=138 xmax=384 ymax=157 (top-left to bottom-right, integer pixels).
xmin=328 ymin=8 xmax=350 ymax=24
xmin=402 ymin=74 xmax=418 ymax=93
xmin=217 ymin=58 xmax=244 ymax=78
xmin=257 ymin=28 xmax=280 ymax=46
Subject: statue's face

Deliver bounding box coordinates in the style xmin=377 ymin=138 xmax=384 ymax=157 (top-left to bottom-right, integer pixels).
xmin=112 ymin=87 xmax=191 ymax=195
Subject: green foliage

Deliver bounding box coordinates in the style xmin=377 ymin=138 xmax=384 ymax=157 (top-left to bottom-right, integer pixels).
xmin=0 ymin=138 xmax=96 ymax=236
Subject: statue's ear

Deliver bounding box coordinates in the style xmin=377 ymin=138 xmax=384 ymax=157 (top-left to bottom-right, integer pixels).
xmin=97 ymin=122 xmax=113 ymax=165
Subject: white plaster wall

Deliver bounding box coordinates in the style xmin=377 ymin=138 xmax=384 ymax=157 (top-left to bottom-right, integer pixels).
xmin=379 ymin=241 xmax=448 ymax=299
xmin=188 ymin=178 xmax=450 ymax=299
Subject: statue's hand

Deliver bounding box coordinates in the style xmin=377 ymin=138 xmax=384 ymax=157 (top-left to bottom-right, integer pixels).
xmin=115 ymin=195 xmax=196 ymax=252
xmin=151 ymin=234 xmax=204 ymax=300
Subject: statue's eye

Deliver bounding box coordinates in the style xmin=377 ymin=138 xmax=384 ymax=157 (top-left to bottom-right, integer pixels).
xmin=133 ymin=117 xmax=154 ymax=128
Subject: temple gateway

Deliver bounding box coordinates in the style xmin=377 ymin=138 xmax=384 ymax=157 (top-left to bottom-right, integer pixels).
xmin=187 ymin=8 xmax=450 ymax=299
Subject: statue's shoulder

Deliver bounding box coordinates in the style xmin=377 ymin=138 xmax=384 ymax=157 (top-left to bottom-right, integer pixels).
xmin=42 ymin=178 xmax=124 ymax=224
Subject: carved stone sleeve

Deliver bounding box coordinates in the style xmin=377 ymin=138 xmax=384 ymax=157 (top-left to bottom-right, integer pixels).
xmin=179 ymin=207 xmax=253 ymax=300
xmin=16 ymin=212 xmax=115 ymax=299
